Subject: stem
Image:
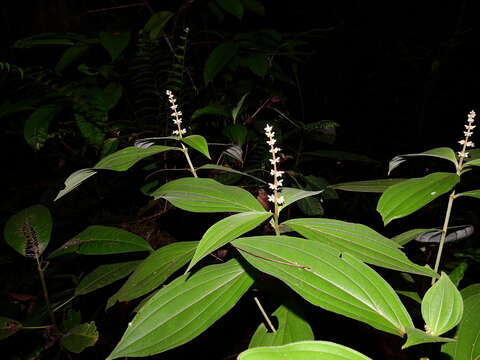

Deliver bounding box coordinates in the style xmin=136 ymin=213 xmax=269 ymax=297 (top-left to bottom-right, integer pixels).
xmin=22 ymin=325 xmax=52 ymax=330
xmin=181 ymin=144 xmax=198 ymax=177
xmin=35 ymin=257 xmax=57 ymax=328
xmin=253 ymin=296 xmax=276 ymax=333
xmin=52 ymin=296 xmax=76 ymax=313
xmin=432 ymin=190 xmax=455 ymax=284
xmin=273 ymin=203 xmax=280 ymax=236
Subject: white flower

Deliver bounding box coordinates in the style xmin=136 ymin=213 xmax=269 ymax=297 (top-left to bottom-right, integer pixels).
xmin=269 ymin=157 xmax=280 ymax=164
xmin=267 ymin=139 xmax=276 ymax=146
xmin=267 ymin=194 xmax=275 ymax=203
xmin=264 ymin=124 xmax=273 ymax=133
xmin=269 ymin=183 xmax=278 ymax=190
xmin=277 ymin=196 xmax=285 ymax=205
xmin=270 ymin=169 xmax=284 ymax=177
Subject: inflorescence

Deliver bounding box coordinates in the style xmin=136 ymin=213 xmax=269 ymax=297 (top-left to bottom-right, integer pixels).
xmin=264 ymin=124 xmax=285 ymax=206
xmin=166 ymin=90 xmax=187 ymax=137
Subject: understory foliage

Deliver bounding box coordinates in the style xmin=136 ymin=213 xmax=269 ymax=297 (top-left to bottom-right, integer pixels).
xmin=1 ymin=1 xmax=480 ymax=360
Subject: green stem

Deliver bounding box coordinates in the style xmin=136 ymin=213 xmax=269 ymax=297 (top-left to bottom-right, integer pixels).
xmin=181 ymin=144 xmax=197 ymax=178
xmin=52 ymin=296 xmax=76 ymax=313
xmin=253 ymin=296 xmax=276 ymax=333
xmin=35 ymin=257 xmax=57 ymax=328
xmin=22 ymin=325 xmax=52 ymax=330
xmin=432 ymin=190 xmax=455 ymax=284
xmin=273 ymin=203 xmax=280 ymax=236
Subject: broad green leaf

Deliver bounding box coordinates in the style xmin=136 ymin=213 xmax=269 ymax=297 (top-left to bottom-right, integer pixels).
xmin=95 ymin=145 xmax=177 ymax=171
xmin=106 ymin=259 xmax=254 ymax=359
xmin=377 ymin=172 xmax=460 ymax=225
xmin=456 ymin=189 xmax=480 ymax=199
xmin=442 ymin=293 xmax=480 ymax=359
xmin=330 ymin=179 xmax=406 ymax=193
xmin=284 ymin=218 xmax=436 ymax=277
xmin=55 ymin=146 xmax=176 ymax=201
xmin=151 ymin=177 xmax=264 ymax=213
xmin=49 ymin=225 xmax=152 ymax=258
xmin=422 ymin=272 xmax=463 ymax=336
xmin=107 ymin=242 xmax=197 ymax=309
xmin=187 ymin=212 xmax=271 ymax=272
xmin=232 ymin=236 xmax=413 ymax=335
xmin=388 ymin=147 xmax=458 ymax=175
xmin=463 ymin=158 xmax=480 ymax=169
xmin=182 ymin=135 xmax=211 ymax=159
xmin=280 ymin=188 xmax=323 ymax=213
xmin=0 ymin=317 xmax=22 ymax=340
xmin=216 ymin=0 xmax=244 ymax=18
xmin=99 ymin=31 xmax=130 ymax=61
xmin=232 ymin=93 xmax=249 ymax=122
xmin=402 ymin=327 xmax=455 ymax=349
xmin=239 ymin=340 xmax=373 ymax=360
xmin=249 ymin=305 xmax=314 ymax=348
xmin=461 ymin=284 xmax=480 ymax=301
xmin=224 ymin=124 xmax=248 ymax=146
xmin=75 ymin=261 xmax=141 ymax=296
xmin=55 ymin=44 xmax=90 ymax=72
xmin=449 ymin=263 xmax=468 ymax=287
xmin=24 ymin=104 xmax=62 ymax=150
xmin=196 ymin=164 xmax=266 ymax=184
xmin=204 ymin=42 xmax=239 ymax=84
xmin=296 ymin=197 xmax=324 ymax=216
xmin=61 ymin=322 xmax=98 ymax=353
xmin=4 ymin=205 xmax=52 ymax=258
xmin=191 ymin=104 xmax=229 ymax=120
xmin=391 ymin=228 xmax=437 ymax=246
xmin=143 ymin=11 xmax=174 ymax=40
xmin=54 ymin=169 xmax=97 ymax=201
xmin=397 ymin=291 xmax=421 ymax=304
xmin=245 ymin=54 xmax=269 ymax=77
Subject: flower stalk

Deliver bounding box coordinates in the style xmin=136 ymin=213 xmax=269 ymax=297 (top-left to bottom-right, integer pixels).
xmin=166 ymin=90 xmax=197 ymax=177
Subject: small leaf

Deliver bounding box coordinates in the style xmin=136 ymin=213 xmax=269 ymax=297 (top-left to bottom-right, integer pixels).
xmin=279 ymin=188 xmax=323 ymax=213
xmin=216 ymin=0 xmax=244 ymax=19
xmin=233 ymin=236 xmax=413 ymax=335
xmin=107 ymin=242 xmax=197 ymax=308
xmin=24 ymin=104 xmax=62 ymax=150
xmin=391 ymin=228 xmax=437 ymax=246
xmin=63 ymin=309 xmax=81 ymax=330
xmin=55 ymin=44 xmax=90 ymax=73
xmin=245 ymin=54 xmax=269 ymax=77
xmin=232 ymin=93 xmax=249 ymax=122
xmin=187 ymin=212 xmax=271 ymax=272
xmin=61 ymin=322 xmax=99 ymax=353
xmin=151 ymin=177 xmax=264 ymax=213
xmin=191 ymin=104 xmax=229 ymax=120
xmin=204 ymin=42 xmax=239 ymax=84
xmin=330 ymin=179 xmax=406 ymax=193
xmin=0 ymin=317 xmax=22 ymax=340
xmin=284 ymin=218 xmax=437 ymax=277
xmin=377 ymin=172 xmax=460 ymax=225
xmin=196 ymin=164 xmax=266 ymax=184
xmin=4 ymin=205 xmax=52 ymax=258
xmin=239 ymin=340 xmax=373 ymax=360
xmin=388 ymin=147 xmax=458 ymax=175
xmin=106 ymin=259 xmax=253 ymax=359
xmin=75 ymin=261 xmax=141 ymax=296
xmin=422 ymin=272 xmax=463 ymax=336
xmin=54 ymin=169 xmax=97 ymax=201
xmin=456 ymin=189 xmax=480 ymax=199
xmin=449 ymin=263 xmax=468 ymax=287
xmin=249 ymin=305 xmax=314 ymax=348
xmin=99 ymin=31 xmax=130 ymax=61
xmin=296 ymin=197 xmax=324 ymax=216
xmin=402 ymin=327 xmax=455 ymax=349
xmin=182 ymin=135 xmax=211 ymax=159
xmin=223 ymin=124 xmax=248 ymax=146
xmin=143 ymin=11 xmax=174 ymax=40
xmin=50 ymin=226 xmax=152 ymax=258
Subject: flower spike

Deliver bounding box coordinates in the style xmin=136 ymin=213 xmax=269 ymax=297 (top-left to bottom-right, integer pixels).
xmin=265 ymin=124 xmax=284 ymax=206
xmin=457 ymin=110 xmax=476 ymax=171
xmin=166 ymin=90 xmax=187 ymax=138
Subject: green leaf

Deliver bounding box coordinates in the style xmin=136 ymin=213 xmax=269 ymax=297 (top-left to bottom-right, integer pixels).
xmin=106 ymin=259 xmax=254 ymax=359
xmin=75 ymin=261 xmax=141 ymax=296
xmin=0 ymin=317 xmax=22 ymax=340
xmin=280 ymin=188 xmax=323 ymax=213
xmin=216 ymin=0 xmax=244 ymax=18
xmin=224 ymin=124 xmax=248 ymax=146
xmin=55 ymin=44 xmax=90 ymax=72
xmin=388 ymin=147 xmax=458 ymax=175
xmin=151 ymin=177 xmax=264 ymax=213
xmin=245 ymin=54 xmax=269 ymax=77
xmin=187 ymin=212 xmax=271 ymax=272
xmin=107 ymin=242 xmax=197 ymax=309
xmin=24 ymin=104 xmax=62 ymax=150
xmin=330 ymin=179 xmax=406 ymax=193
xmin=232 ymin=236 xmax=413 ymax=335
xmin=463 ymin=158 xmax=480 ymax=169
xmin=182 ymin=135 xmax=211 ymax=159
xmin=63 ymin=309 xmax=81 ymax=330
xmin=204 ymin=42 xmax=239 ymax=84
xmin=456 ymin=189 xmax=480 ymax=199
xmin=402 ymin=327 xmax=455 ymax=349
xmin=196 ymin=164 xmax=266 ymax=184
xmin=50 ymin=225 xmax=152 ymax=258
xmin=397 ymin=291 xmax=422 ymax=304
xmin=422 ymin=272 xmax=463 ymax=336
xmin=442 ymin=293 xmax=480 ymax=359
xmin=283 ymin=218 xmax=436 ymax=277
xmin=99 ymin=31 xmax=130 ymax=61
xmin=95 ymin=145 xmax=177 ymax=171
xmin=377 ymin=172 xmax=460 ymax=225
xmin=391 ymin=228 xmax=437 ymax=246
xmin=232 ymin=93 xmax=249 ymax=123
xmin=103 ymin=82 xmax=123 ymax=110
xmin=4 ymin=205 xmax=52 ymax=258
xmin=239 ymin=340 xmax=373 ymax=360
xmin=296 ymin=197 xmax=324 ymax=216
xmin=249 ymin=305 xmax=314 ymax=348
xmin=461 ymin=284 xmax=480 ymax=301
xmin=191 ymin=104 xmax=229 ymax=120
xmin=449 ymin=263 xmax=468 ymax=287
xmin=54 ymin=169 xmax=97 ymax=201
xmin=143 ymin=11 xmax=174 ymax=40
xmin=61 ymin=322 xmax=99 ymax=353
